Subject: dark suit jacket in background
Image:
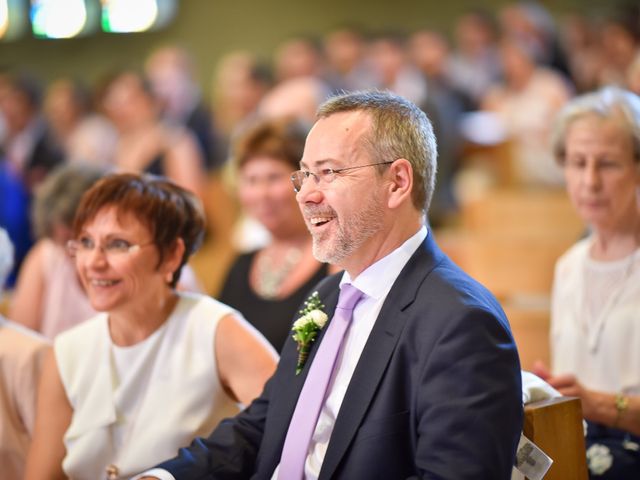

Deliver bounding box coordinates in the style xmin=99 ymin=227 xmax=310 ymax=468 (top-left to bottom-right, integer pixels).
xmin=159 ymin=233 xmax=523 ymax=479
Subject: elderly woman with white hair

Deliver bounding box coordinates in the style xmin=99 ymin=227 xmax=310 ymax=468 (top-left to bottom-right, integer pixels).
xmin=533 ymin=86 xmax=640 ymax=478
xmin=0 ymin=228 xmax=50 ymax=480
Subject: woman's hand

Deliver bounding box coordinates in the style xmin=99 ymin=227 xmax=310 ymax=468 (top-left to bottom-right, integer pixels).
xmin=530 ymin=361 xmax=600 ymax=419
xmin=531 ymin=360 xmax=551 ymax=381
xmin=530 ymin=364 xmax=640 ymax=433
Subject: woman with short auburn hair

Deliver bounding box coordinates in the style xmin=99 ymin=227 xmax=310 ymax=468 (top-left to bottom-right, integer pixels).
xmin=25 ymin=173 xmax=277 ymax=480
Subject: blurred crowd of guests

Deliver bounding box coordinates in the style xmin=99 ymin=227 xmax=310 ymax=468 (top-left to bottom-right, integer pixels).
xmin=2 ymin=4 xmax=640 ymax=286
xmin=0 ymin=2 xmax=640 ymax=284
xmin=1 ymin=0 xmax=640 ymax=302
xmin=1 ymin=1 xmax=640 ymax=478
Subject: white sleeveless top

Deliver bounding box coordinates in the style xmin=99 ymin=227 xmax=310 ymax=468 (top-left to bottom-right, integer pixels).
xmin=55 ymin=292 xmax=241 ymax=480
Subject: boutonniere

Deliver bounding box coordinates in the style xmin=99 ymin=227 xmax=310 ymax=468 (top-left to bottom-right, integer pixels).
xmin=291 ymin=291 xmax=328 ymax=375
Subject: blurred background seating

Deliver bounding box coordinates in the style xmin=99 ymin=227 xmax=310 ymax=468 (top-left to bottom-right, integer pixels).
xmin=1 ymin=0 xmax=638 ymax=374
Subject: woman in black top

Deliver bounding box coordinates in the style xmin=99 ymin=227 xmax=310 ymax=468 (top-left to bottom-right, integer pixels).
xmin=219 ymin=117 xmax=333 ymax=351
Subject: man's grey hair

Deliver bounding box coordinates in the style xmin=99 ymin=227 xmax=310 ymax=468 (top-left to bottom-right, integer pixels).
xmin=0 ymin=228 xmax=14 ymax=292
xmin=552 ymin=86 xmax=640 ymax=167
xmin=317 ymin=90 xmax=438 ymax=213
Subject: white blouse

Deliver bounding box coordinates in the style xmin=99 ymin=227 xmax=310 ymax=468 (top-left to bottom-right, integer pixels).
xmin=55 ymin=293 xmax=241 ymax=480
xmin=551 ymin=237 xmax=640 ymax=395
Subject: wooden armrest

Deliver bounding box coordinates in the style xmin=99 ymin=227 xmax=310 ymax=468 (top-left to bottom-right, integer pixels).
xmin=523 ymin=397 xmax=588 ymax=480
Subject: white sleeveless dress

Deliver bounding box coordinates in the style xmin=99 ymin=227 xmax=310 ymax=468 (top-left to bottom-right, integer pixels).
xmin=55 ymin=292 xmax=241 ymax=480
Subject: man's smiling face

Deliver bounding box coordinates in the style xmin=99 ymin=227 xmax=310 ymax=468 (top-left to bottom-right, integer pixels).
xmin=296 ymin=111 xmax=388 ymax=270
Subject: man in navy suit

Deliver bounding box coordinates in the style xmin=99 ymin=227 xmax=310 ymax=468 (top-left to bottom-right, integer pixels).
xmin=140 ymin=90 xmax=522 ymax=479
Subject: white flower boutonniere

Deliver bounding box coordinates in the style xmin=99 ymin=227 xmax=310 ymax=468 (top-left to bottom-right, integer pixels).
xmin=292 ymin=291 xmax=328 ymax=375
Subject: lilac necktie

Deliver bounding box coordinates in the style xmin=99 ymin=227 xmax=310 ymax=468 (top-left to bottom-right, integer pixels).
xmin=278 ymin=283 xmax=364 ymax=480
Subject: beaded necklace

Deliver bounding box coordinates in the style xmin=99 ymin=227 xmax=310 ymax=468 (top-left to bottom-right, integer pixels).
xmin=254 ymin=246 xmax=303 ymax=299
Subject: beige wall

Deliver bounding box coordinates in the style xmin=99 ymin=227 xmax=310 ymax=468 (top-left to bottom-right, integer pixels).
xmin=0 ymin=0 xmax=620 ymax=96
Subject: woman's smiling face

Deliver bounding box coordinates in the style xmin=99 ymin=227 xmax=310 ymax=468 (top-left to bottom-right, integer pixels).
xmin=73 ymin=206 xmax=169 ymax=314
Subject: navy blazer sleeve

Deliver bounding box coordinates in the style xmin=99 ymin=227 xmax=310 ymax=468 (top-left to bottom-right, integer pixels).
xmin=156 ymin=382 xmax=268 ymax=479
xmin=413 ymin=306 xmax=522 ymax=478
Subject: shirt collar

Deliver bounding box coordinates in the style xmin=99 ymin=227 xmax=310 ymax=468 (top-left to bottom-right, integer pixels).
xmin=340 ymin=226 xmax=428 ymax=301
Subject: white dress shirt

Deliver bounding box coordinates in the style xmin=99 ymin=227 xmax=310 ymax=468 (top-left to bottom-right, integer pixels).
xmin=142 ymin=227 xmax=428 ymax=480
xmin=294 ymin=226 xmax=427 ymax=480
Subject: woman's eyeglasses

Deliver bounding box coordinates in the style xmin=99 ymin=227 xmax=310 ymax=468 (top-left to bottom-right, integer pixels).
xmin=66 ymin=237 xmax=154 ymax=260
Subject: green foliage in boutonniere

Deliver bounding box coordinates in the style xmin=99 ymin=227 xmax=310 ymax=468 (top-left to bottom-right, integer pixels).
xmin=292 ymin=291 xmax=328 ymax=375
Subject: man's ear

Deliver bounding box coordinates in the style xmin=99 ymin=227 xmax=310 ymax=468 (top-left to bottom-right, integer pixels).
xmin=386 ymin=158 xmax=413 ymax=209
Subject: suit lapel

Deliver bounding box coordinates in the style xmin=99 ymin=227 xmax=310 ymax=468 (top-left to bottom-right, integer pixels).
xmin=319 ymin=235 xmax=443 ymax=479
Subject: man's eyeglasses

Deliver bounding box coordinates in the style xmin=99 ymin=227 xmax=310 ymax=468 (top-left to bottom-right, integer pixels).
xmin=66 ymin=237 xmax=154 ymax=260
xmin=290 ymin=161 xmax=394 ymax=193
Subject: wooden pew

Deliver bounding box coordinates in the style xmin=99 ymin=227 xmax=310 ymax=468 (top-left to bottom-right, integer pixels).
xmin=460 ymin=187 xmax=584 ymax=239
xmin=523 ymin=397 xmax=588 ymax=480
xmin=451 ymin=233 xmax=571 ymax=300
xmin=446 ymin=187 xmax=584 ymax=300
